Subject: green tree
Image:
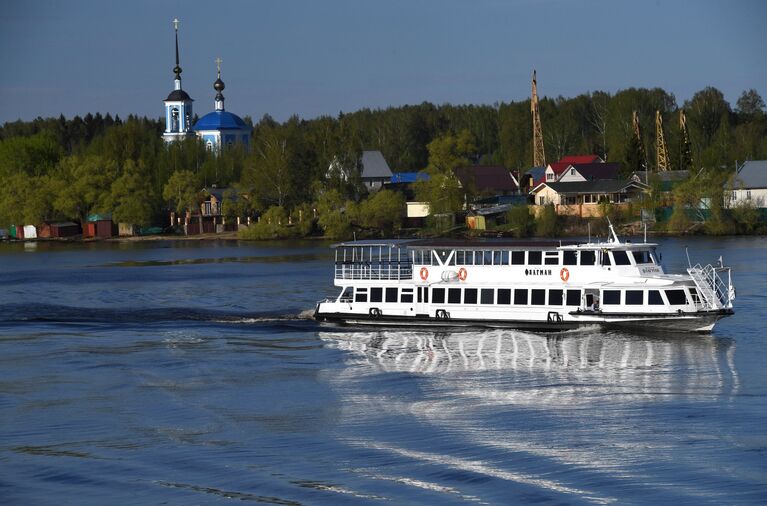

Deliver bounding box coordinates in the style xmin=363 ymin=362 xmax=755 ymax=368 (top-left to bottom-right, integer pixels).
xmin=316 ymin=188 xmax=352 ymax=239
xmin=54 ymin=155 xmax=118 ymax=224
xmin=163 ymin=169 xmax=200 ymax=216
xmin=357 ymin=190 xmax=405 ymax=236
xmin=505 ymin=204 xmax=534 ymax=237
xmin=535 ymin=204 xmax=558 ymax=237
xmin=107 ymin=161 xmax=156 ymax=226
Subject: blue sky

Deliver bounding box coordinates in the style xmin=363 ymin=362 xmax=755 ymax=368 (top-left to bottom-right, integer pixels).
xmin=1 ymin=0 xmax=765 ymax=124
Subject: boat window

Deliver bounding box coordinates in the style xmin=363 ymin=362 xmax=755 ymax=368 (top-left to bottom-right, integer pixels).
xmin=386 ymin=287 xmax=398 ymax=303
xmin=580 ymin=250 xmax=596 ymax=265
xmin=531 ymin=289 xmax=546 ymax=305
xmin=456 ymin=250 xmax=465 ymax=265
xmin=481 ymin=289 xmax=494 ymax=304
xmin=511 ymin=251 xmax=525 ymax=265
xmin=563 ymin=251 xmax=577 ymax=265
xmin=544 ymin=252 xmax=559 ymax=265
xmin=417 ymin=287 xmax=422 ymax=303
xmin=648 ymin=290 xmax=663 ymax=305
xmin=355 ymin=288 xmax=368 ymax=303
xmin=463 ymin=251 xmax=473 ymax=265
xmin=498 ymin=289 xmax=512 ymax=305
xmin=689 ymin=288 xmax=701 ymax=304
xmin=549 ymin=289 xmax=563 ymax=305
xmin=436 ymin=250 xmax=451 ymax=265
xmin=528 ymin=251 xmax=542 ymax=265
xmin=493 ymin=251 xmax=503 ymax=265
xmin=484 ymin=251 xmax=494 ymax=265
xmin=632 ymin=250 xmax=653 ymax=264
xmin=401 ymin=288 xmax=414 ymax=303
xmin=448 ymin=252 xmax=457 ymax=266
xmin=602 ymin=251 xmax=612 ymax=266
xmin=464 ymin=288 xmax=478 ymax=304
xmin=339 ymin=287 xmax=353 ymax=302
xmin=432 ymin=288 xmax=445 ymax=304
xmin=423 ymin=286 xmax=429 ymax=303
xmin=448 ymin=288 xmax=461 ymax=304
xmin=613 ymin=251 xmax=631 ymax=265
xmin=625 ymin=290 xmax=643 ymax=305
xmin=501 ymin=251 xmax=509 ymax=265
xmin=566 ymin=289 xmax=581 ymax=306
xmin=370 ymin=287 xmax=383 ymax=303
xmin=603 ymin=290 xmax=621 ymax=305
xmin=514 ymin=289 xmax=528 ymax=305
xmin=474 ymin=251 xmax=484 ymax=266
xmin=665 ymin=289 xmax=687 ymax=305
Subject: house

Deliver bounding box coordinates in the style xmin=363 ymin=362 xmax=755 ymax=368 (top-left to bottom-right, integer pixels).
xmin=542 ymin=155 xmax=608 ymax=183
xmin=360 ymin=151 xmax=393 ymax=190
xmin=631 ymin=170 xmax=689 ymax=207
xmin=521 ymin=166 xmax=546 ymax=191
xmin=557 ymin=162 xmax=621 ymax=182
xmin=453 ymin=165 xmax=519 ymax=198
xmin=729 ymin=160 xmax=767 ymax=208
xmin=530 ymin=180 xmax=648 ymax=217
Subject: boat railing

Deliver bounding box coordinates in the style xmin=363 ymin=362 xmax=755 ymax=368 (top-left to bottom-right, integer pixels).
xmin=334 ymin=261 xmax=413 ymax=281
xmin=688 ymin=263 xmax=734 ymax=310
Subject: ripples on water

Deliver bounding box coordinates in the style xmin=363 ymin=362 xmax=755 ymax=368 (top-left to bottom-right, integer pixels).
xmin=0 ymin=238 xmax=765 ymax=504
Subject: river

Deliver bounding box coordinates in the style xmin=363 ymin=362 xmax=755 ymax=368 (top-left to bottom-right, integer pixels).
xmin=0 ymin=236 xmax=765 ymax=504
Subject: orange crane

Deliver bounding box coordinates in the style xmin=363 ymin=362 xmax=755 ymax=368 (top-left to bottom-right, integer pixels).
xmin=531 ymin=70 xmax=546 ymax=167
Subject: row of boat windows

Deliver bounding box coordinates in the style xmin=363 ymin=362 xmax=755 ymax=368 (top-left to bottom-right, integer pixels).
xmin=412 ymin=249 xmax=656 ymax=267
xmin=349 ymin=287 xmax=696 ymax=306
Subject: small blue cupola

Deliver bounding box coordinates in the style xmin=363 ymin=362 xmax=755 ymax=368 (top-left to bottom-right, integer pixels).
xmin=191 ymin=57 xmax=252 ymax=153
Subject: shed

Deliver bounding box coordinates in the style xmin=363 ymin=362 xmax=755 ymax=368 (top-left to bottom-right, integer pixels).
xmin=0 ymin=228 xmax=7 ymax=240
xmin=86 ymin=214 xmax=115 ymax=238
xmin=50 ymin=222 xmax=80 ymax=238
xmin=23 ymin=225 xmax=37 ymax=239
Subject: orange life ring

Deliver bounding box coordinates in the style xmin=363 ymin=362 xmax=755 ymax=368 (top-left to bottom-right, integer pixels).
xmin=458 ymin=267 xmax=468 ymax=281
xmin=560 ymin=267 xmax=570 ymax=282
xmin=420 ymin=267 xmax=429 ymax=281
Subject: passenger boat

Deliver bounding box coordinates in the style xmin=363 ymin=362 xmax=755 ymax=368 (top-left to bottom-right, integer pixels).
xmin=314 ymin=225 xmax=735 ymax=333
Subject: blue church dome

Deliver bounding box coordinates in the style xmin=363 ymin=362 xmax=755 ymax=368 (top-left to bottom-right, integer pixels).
xmin=192 ymin=110 xmax=248 ymax=131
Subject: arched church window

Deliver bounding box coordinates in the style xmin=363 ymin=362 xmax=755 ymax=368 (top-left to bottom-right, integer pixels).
xmin=171 ymin=108 xmax=179 ymax=132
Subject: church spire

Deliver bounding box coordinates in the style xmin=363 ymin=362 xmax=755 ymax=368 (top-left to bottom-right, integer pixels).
xmin=173 ymin=18 xmax=183 ymax=90
xmin=214 ymin=57 xmax=225 ymax=111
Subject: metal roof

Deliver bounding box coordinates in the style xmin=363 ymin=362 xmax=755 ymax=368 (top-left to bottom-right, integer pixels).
xmin=454 ymin=165 xmax=518 ymax=192
xmin=533 ymin=180 xmax=646 ymax=194
xmin=735 ymin=160 xmax=767 ymax=189
xmin=165 ymin=89 xmax=193 ymax=102
xmin=390 ymin=172 xmax=429 ymax=183
xmin=192 ymin=111 xmax=251 ymax=131
xmin=360 ymin=151 xmax=393 ymax=179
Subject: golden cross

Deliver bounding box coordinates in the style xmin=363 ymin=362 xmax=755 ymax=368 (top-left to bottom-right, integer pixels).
xmin=215 ymin=57 xmax=222 ymax=74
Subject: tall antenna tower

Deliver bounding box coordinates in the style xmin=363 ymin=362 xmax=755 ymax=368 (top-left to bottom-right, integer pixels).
xmin=679 ymin=109 xmax=693 ymax=170
xmin=531 ymin=70 xmax=546 ymax=167
xmin=632 ymin=110 xmax=647 ymax=170
xmin=655 ymin=110 xmax=669 ymax=171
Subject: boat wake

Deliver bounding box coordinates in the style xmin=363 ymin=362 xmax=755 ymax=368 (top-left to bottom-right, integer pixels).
xmin=0 ymin=303 xmax=318 ymax=328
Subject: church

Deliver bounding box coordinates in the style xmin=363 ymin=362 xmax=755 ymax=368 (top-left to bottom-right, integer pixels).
xmin=162 ymin=19 xmax=251 ymax=150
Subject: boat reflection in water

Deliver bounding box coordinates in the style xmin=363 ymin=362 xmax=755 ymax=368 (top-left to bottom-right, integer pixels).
xmin=320 ymin=328 xmax=739 ymax=402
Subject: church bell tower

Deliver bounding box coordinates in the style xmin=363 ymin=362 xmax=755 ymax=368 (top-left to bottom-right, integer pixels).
xmin=163 ymin=18 xmax=194 ymax=143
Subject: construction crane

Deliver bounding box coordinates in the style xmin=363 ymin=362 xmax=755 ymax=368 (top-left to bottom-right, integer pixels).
xmin=531 ymin=70 xmax=546 ymax=167
xmin=679 ymin=109 xmax=693 ymax=171
xmin=632 ymin=110 xmax=647 ymax=172
xmin=655 ymin=110 xmax=669 ymax=171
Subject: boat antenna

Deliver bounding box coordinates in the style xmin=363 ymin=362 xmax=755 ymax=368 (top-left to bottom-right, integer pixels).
xmin=588 ymin=222 xmax=591 ymax=243
xmin=606 ymin=217 xmax=620 ymax=244
xmin=685 ymin=246 xmax=692 ymax=268
xmin=643 ymin=221 xmax=647 ymax=243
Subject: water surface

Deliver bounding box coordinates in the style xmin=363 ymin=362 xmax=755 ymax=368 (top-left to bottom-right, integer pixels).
xmin=1 ymin=237 xmax=765 ymax=504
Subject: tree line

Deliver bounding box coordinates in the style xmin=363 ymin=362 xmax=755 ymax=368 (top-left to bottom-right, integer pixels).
xmin=0 ymin=86 xmax=765 ymax=236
